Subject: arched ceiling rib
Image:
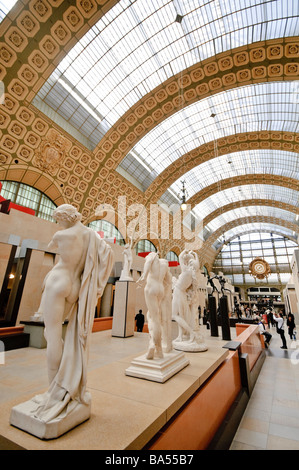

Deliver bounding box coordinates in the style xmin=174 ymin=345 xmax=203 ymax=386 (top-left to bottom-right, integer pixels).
xmin=34 ymin=0 xmax=299 ymax=142
xmin=171 ymin=148 xmax=299 ymax=212
xmin=145 ymin=130 xmax=299 ymax=204
xmin=204 ymin=206 xmax=298 ymax=236
xmin=214 ymin=229 xmax=298 ymax=257
xmin=121 ymin=81 xmax=299 ymax=195
xmin=193 ymin=184 xmax=299 ymax=221
xmin=202 ymin=199 xmax=299 ymax=229
xmin=188 ymin=174 xmax=299 ymax=210
xmin=201 ymin=216 xmax=299 ymax=252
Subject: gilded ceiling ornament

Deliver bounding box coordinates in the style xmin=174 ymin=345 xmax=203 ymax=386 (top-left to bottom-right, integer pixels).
xmin=34 ymin=129 xmax=71 ymax=175
xmin=248 ymin=257 xmax=271 ymax=280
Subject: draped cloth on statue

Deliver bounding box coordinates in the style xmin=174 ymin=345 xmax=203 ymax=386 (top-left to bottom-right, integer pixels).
xmin=32 ymin=230 xmax=114 ymax=423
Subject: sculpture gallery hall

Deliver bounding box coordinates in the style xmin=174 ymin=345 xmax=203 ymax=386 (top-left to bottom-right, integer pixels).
xmin=0 ymin=0 xmax=299 ymax=452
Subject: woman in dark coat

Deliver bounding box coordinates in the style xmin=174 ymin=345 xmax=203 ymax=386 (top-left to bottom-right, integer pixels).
xmin=287 ymin=312 xmax=296 ymax=341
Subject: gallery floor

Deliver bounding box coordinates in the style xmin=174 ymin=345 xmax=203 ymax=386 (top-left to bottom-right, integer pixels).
xmin=1 ymin=323 xmax=299 ymax=450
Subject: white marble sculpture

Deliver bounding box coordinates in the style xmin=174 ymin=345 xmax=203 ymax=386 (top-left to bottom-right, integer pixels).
xmin=126 ymin=252 xmax=189 ymax=382
xmin=10 ymin=204 xmax=114 ymax=439
xmin=119 ymin=242 xmax=133 ymax=281
xmin=137 ymin=252 xmax=172 ymax=359
xmin=172 ymin=250 xmax=207 ymax=352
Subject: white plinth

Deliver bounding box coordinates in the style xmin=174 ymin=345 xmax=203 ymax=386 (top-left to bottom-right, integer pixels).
xmin=112 ymin=280 xmax=136 ymax=338
xmin=10 ymin=394 xmax=91 ymax=440
xmin=172 ymin=339 xmax=208 ymax=352
xmin=125 ymin=350 xmax=190 ymax=383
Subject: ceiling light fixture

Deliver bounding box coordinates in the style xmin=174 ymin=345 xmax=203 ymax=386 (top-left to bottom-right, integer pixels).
xmin=179 ymin=180 xmax=188 ymax=211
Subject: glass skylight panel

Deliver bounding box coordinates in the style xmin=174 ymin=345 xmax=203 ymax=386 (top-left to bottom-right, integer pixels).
xmin=206 ymin=206 xmax=298 ymax=233
xmin=36 ymin=0 xmax=299 ymax=147
xmin=167 ymin=148 xmax=299 ymax=211
xmin=125 ymin=82 xmax=298 ymax=180
xmin=193 ymin=185 xmax=299 ymax=221
xmin=217 ymin=223 xmax=296 ymax=243
xmin=0 ymin=0 xmax=18 ymax=22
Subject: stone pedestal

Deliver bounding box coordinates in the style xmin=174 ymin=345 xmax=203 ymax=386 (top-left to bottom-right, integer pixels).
xmin=125 ymin=350 xmax=189 ymax=383
xmin=208 ymin=294 xmax=219 ymax=337
xmin=172 ymin=336 xmax=208 ymax=352
xmin=220 ymin=295 xmax=231 ymax=341
xmin=10 ymin=392 xmax=91 ymax=440
xmin=112 ymin=280 xmax=136 ymax=338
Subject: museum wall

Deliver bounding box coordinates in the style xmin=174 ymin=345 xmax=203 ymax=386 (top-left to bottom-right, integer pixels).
xmin=0 ymin=208 xmax=212 ymax=325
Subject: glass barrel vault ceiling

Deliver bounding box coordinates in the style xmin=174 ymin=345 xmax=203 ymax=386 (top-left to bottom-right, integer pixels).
xmin=29 ymin=0 xmax=299 ymax=244
xmin=121 ymin=82 xmax=299 ymax=193
xmin=171 ymin=148 xmax=299 ymax=211
xmin=213 ymin=223 xmax=297 ymax=249
xmin=195 ymin=184 xmax=299 ymax=221
xmin=34 ymin=0 xmax=299 ymax=147
xmin=205 ymin=206 xmax=298 ymax=233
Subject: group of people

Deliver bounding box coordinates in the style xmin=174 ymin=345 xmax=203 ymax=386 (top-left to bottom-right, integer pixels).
xmin=257 ymin=310 xmax=296 ymax=350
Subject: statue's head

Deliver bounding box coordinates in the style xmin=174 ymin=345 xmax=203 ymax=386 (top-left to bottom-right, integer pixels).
xmin=53 ymin=204 xmax=82 ymax=224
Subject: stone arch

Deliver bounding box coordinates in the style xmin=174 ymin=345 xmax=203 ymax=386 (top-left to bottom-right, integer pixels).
xmin=0 ymin=165 xmax=66 ymax=206
xmin=200 ymin=215 xmax=299 ymax=259
xmin=93 ymin=37 xmax=299 ymax=169
xmin=188 ymin=175 xmax=299 ymax=209
xmin=144 ymin=131 xmax=299 ymax=204
xmin=213 ymin=229 xmax=298 ymax=260
xmin=202 ymin=199 xmax=299 ymax=228
xmin=1 ymin=0 xmax=119 ymax=94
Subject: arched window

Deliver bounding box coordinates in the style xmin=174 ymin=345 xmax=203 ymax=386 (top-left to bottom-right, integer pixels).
xmin=213 ymin=232 xmax=298 ymax=286
xmin=88 ymin=219 xmax=125 ymax=246
xmin=135 ymin=239 xmax=157 ymax=255
xmin=0 ymin=181 xmax=56 ymax=221
xmin=202 ymin=265 xmax=209 ymax=277
xmin=166 ymin=251 xmax=179 ymax=262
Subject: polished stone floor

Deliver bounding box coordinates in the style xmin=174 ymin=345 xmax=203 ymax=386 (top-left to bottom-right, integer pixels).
xmin=1 ymin=322 xmax=299 ymax=450
xmin=230 ymin=324 xmax=299 ymax=450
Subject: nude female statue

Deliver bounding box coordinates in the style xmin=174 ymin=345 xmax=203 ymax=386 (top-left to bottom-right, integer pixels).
xmin=37 ymin=204 xmax=90 ymax=383
xmin=36 ymin=204 xmax=114 ymax=392
xmin=10 ymin=205 xmax=114 ymax=432
xmin=137 ymin=252 xmax=172 ymax=359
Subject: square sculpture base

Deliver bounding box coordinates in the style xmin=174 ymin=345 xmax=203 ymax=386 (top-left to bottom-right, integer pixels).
xmin=125 ymin=350 xmax=190 ymax=383
xmin=10 ymin=396 xmax=91 ymax=440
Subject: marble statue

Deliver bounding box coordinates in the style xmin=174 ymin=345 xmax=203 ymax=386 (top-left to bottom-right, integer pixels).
xmin=119 ymin=242 xmax=133 ymax=281
xmin=137 ymin=252 xmax=172 ymax=359
xmin=126 ymin=252 xmax=189 ymax=382
xmin=172 ymin=250 xmax=207 ymax=352
xmin=10 ymin=204 xmax=114 ymax=439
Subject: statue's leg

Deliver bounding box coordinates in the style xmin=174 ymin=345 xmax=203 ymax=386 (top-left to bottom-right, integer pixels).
xmin=43 ymin=287 xmax=67 ymax=384
xmin=146 ymin=321 xmax=155 ymax=359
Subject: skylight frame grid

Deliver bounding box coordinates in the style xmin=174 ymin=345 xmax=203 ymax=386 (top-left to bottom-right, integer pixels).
xmin=193 ymin=184 xmax=299 ymax=221
xmin=205 ymin=206 xmax=298 ymax=233
xmin=36 ymin=0 xmax=299 ymax=139
xmin=168 ymin=148 xmax=299 ymax=204
xmin=126 ymin=82 xmax=298 ymax=179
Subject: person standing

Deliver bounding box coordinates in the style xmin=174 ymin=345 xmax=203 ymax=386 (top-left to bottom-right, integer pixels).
xmin=273 ymin=312 xmax=287 ymax=349
xmin=287 ymin=312 xmax=296 ymax=341
xmin=135 ymin=309 xmax=145 ymax=332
